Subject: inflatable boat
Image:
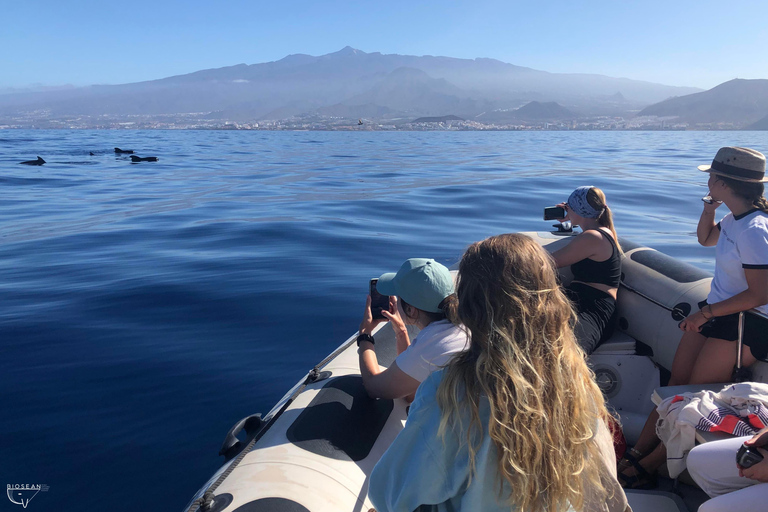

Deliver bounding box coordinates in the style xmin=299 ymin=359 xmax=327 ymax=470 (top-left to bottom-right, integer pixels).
xmin=182 ymin=231 xmax=768 ymax=512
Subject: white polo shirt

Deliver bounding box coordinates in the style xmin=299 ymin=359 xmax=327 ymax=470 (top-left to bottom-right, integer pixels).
xmin=396 ymin=319 xmax=469 ymax=382
xmin=710 ymin=209 xmax=768 ymax=315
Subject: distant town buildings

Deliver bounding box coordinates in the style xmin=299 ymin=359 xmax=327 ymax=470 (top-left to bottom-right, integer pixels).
xmin=0 ymin=111 xmax=695 ymax=131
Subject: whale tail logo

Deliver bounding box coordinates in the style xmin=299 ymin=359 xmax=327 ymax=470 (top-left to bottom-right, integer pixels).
xmin=7 ymin=485 xmax=48 ymax=508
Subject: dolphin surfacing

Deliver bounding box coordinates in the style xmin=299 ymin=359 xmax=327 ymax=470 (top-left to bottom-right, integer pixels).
xmin=20 ymin=156 xmax=45 ymax=165
xmin=130 ymin=155 xmax=158 ymax=162
xmin=114 ymin=147 xmax=134 ymax=154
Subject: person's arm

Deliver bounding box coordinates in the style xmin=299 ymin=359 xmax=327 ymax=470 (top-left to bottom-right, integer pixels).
xmin=550 ymin=230 xmax=603 ymax=268
xmin=369 ymin=376 xmax=458 ymax=512
xmin=697 ymin=201 xmax=721 ymax=247
xmin=681 ymin=222 xmax=768 ymax=333
xmin=358 ymin=350 xmax=420 ymax=399
xmin=680 ymin=268 xmax=768 ymax=332
xmin=358 ymin=295 xmax=420 ymax=399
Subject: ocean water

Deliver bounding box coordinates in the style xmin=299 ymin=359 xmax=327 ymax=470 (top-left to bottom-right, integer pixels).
xmin=0 ymin=129 xmax=766 ymax=511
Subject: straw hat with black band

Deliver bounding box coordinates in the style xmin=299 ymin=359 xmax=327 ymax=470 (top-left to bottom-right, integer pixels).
xmin=698 ymin=146 xmax=767 ymax=183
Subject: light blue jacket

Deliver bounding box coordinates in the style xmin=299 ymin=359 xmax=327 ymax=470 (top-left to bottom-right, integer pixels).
xmin=369 ymin=369 xmax=555 ymax=512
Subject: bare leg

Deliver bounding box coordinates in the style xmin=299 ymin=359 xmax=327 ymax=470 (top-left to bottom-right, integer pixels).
xmin=619 ymin=331 xmax=705 ymax=485
xmin=669 ymin=330 xmax=707 ymax=386
xmin=689 ymin=338 xmax=756 ymax=385
xmin=632 ymin=408 xmax=661 ymax=456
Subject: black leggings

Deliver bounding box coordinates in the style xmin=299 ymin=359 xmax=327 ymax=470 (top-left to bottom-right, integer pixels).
xmin=565 ymin=282 xmax=617 ymax=354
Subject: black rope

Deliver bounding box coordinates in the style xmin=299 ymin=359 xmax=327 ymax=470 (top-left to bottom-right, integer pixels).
xmin=619 ymin=281 xmax=687 ymax=318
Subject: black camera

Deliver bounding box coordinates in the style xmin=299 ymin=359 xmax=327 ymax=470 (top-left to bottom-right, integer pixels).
xmin=736 ymin=443 xmax=764 ymax=469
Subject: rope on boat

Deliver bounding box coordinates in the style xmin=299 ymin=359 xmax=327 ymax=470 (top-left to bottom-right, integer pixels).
xmin=619 ymin=281 xmax=688 ymax=320
xmin=184 ymin=333 xmax=360 ymax=512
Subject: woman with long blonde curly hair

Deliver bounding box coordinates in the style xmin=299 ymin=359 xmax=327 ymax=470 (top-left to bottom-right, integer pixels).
xmin=369 ymin=233 xmax=628 ymax=512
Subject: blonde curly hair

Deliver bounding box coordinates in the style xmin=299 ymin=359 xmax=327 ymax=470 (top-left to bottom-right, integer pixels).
xmin=437 ymin=233 xmax=611 ymax=512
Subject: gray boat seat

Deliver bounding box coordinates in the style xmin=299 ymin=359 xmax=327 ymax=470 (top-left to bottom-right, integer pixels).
xmin=625 ymin=490 xmax=688 ymax=512
xmin=593 ymin=330 xmax=636 ymax=355
xmin=651 ymin=383 xmax=732 ymax=444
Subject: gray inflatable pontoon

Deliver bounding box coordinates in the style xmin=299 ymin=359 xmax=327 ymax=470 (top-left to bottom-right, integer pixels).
xmin=183 ymin=231 xmax=768 ymax=512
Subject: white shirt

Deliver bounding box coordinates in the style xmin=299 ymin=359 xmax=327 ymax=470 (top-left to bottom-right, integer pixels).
xmin=709 ymin=209 xmax=768 ymax=315
xmin=395 ymin=319 xmax=469 ymax=382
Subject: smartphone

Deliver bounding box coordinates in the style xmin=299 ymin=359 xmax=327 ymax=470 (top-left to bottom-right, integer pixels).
xmin=736 ymin=443 xmax=764 ymax=469
xmin=543 ymin=206 xmax=566 ymax=221
xmin=370 ymin=279 xmax=390 ymax=320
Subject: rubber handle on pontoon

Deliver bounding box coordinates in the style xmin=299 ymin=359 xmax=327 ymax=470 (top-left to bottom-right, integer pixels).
xmin=219 ymin=413 xmax=263 ymax=458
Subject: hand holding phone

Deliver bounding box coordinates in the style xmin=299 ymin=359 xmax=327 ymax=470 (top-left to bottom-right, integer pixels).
xmin=370 ymin=279 xmax=391 ymax=320
xmin=736 ymin=443 xmax=765 ymax=469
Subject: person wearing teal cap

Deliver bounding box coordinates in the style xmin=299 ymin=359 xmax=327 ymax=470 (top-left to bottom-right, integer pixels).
xmin=357 ymin=258 xmax=468 ymax=400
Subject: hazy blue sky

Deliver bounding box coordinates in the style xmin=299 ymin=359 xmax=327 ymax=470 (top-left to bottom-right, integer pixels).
xmin=3 ymin=0 xmax=767 ymax=90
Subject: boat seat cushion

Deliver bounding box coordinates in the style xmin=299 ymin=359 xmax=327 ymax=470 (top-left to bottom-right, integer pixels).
xmin=625 ymin=490 xmax=688 ymax=512
xmin=593 ymin=330 xmax=636 ymax=355
xmin=286 ymin=375 xmax=394 ymax=461
xmin=651 ymin=383 xmax=733 ymax=444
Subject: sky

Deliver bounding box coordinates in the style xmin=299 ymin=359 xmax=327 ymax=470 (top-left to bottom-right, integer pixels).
xmin=2 ymin=0 xmax=767 ymax=91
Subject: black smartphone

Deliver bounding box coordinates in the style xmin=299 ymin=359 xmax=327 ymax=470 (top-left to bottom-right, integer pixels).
xmin=736 ymin=443 xmax=764 ymax=468
xmin=543 ymin=206 xmax=566 ymax=221
xmin=370 ymin=279 xmax=390 ymax=320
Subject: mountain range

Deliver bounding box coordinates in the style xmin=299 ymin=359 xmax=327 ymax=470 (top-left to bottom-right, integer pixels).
xmin=1 ymin=47 xmax=766 ymax=129
xmin=637 ymin=79 xmax=768 ymax=127
xmin=0 ymin=47 xmax=700 ymax=124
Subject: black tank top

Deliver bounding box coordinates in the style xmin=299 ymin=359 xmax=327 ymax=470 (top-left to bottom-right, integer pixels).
xmin=570 ymin=229 xmax=621 ymax=288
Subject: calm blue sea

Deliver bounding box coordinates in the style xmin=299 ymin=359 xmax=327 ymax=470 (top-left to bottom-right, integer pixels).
xmin=0 ymin=130 xmax=766 ymax=511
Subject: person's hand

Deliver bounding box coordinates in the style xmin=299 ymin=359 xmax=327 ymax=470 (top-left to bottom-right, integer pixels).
xmin=703 ymin=197 xmax=723 ymax=214
xmin=738 ymin=447 xmax=768 ymax=482
xmin=556 ymin=202 xmax=570 ymax=222
xmin=678 ymin=310 xmax=709 ymax=332
xmin=745 ymin=427 xmax=768 ymax=448
xmin=381 ymin=296 xmax=407 ymax=339
xmin=359 ymin=295 xmax=386 ymax=336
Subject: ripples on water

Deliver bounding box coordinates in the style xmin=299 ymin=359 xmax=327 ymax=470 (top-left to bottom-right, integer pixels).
xmin=1 ymin=130 xmax=765 ymax=510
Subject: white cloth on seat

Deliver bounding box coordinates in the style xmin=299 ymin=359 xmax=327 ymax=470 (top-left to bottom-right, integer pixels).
xmin=656 ymin=382 xmax=768 ymax=478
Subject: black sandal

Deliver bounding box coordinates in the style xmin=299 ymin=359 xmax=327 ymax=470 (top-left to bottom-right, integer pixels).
xmin=617 ymin=452 xmax=656 ymax=490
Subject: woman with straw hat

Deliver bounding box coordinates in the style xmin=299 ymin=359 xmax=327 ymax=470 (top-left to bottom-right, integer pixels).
xmin=619 ymin=146 xmax=768 ymax=489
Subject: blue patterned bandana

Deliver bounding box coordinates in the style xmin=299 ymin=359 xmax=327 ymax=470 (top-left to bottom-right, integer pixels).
xmin=567 ymin=186 xmax=604 ymax=219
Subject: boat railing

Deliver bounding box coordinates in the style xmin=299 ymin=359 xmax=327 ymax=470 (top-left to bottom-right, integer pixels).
xmin=734 ymin=308 xmax=768 ymax=381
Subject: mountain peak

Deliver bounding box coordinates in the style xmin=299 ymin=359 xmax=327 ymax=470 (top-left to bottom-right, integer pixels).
xmin=332 ymin=46 xmax=365 ymax=56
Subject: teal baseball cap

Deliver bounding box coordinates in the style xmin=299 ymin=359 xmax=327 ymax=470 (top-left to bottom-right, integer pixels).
xmin=376 ymin=258 xmax=454 ymax=313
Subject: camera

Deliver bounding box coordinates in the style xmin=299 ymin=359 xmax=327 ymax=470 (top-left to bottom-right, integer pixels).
xmin=543 ymin=206 xmax=566 ymax=221
xmin=736 ymin=443 xmax=764 ymax=469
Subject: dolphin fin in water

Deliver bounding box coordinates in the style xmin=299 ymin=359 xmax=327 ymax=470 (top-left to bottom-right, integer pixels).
xmin=20 ymin=156 xmax=45 ymax=165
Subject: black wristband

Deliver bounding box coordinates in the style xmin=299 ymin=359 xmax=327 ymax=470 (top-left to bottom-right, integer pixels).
xmin=357 ymin=333 xmax=375 ymax=346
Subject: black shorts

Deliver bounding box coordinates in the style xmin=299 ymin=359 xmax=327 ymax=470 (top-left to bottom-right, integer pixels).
xmin=698 ymin=300 xmax=768 ymax=361
xmin=565 ymin=282 xmax=617 ymax=355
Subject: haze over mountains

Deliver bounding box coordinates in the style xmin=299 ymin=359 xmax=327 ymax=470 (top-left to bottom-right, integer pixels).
xmin=1 ymin=47 xmax=766 ymax=129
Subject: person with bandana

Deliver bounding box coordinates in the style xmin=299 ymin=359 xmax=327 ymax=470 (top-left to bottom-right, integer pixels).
xmin=550 ymin=186 xmax=623 ymax=354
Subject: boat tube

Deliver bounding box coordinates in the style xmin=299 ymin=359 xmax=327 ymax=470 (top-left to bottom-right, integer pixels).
xmin=183 ymin=231 xmax=768 ymax=512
